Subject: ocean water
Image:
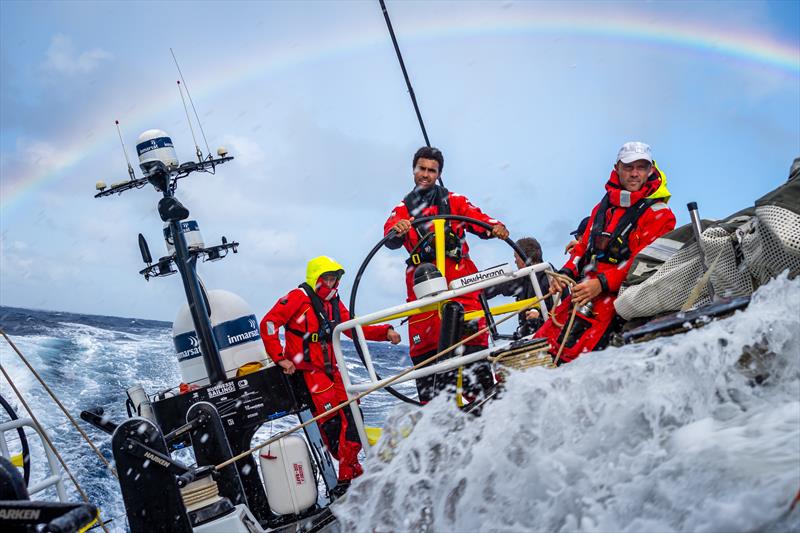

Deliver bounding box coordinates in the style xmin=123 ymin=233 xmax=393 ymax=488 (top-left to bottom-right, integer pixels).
xmin=0 ymin=304 xmax=411 ymax=531
xmin=336 ymin=273 xmax=800 ymax=532
xmin=1 ymin=274 xmax=798 ymax=532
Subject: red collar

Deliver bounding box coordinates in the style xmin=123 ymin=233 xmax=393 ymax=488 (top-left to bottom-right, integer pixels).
xmin=605 ymin=168 xmax=662 ymax=207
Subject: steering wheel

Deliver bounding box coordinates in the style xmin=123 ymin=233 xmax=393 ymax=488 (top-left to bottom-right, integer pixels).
xmin=348 ymin=214 xmax=528 ymax=405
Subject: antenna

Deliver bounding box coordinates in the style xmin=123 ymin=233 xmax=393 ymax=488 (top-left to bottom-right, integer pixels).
xmin=177 ymin=80 xmax=203 ymax=162
xmin=170 ymin=48 xmax=211 ymax=159
xmin=378 ymin=0 xmax=442 ymax=186
xmin=115 ymin=120 xmax=136 ymax=181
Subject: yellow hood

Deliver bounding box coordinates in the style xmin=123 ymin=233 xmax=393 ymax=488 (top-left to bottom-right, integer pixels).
xmin=305 ymin=256 xmax=345 ymax=288
xmin=648 ymin=161 xmax=672 ymax=202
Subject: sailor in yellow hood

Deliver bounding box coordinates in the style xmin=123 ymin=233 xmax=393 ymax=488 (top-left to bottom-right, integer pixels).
xmin=305 ymin=256 xmax=345 ymax=301
xmin=260 ymin=255 xmax=400 ymax=486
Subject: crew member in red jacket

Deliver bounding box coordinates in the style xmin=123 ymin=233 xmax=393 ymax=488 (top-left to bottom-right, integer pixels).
xmin=260 ymin=256 xmax=400 ymax=485
xmin=384 ymin=146 xmax=509 ymax=403
xmin=541 ymin=141 xmax=676 ymax=363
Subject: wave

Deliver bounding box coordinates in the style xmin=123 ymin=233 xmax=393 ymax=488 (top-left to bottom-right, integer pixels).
xmin=0 ymin=305 xmax=410 ymax=530
xmin=4 ymin=275 xmax=798 ymax=531
xmin=336 ymin=273 xmax=800 ymax=532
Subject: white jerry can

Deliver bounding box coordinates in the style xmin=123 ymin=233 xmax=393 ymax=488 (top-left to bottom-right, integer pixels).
xmin=259 ymin=435 xmax=318 ymax=516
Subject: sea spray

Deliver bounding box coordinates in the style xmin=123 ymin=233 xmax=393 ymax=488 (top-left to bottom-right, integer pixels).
xmin=336 ymin=273 xmax=800 ymax=532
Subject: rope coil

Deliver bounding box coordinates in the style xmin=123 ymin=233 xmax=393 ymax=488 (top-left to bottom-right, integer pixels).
xmin=488 ymin=340 xmax=554 ymax=370
xmin=180 ymin=477 xmax=222 ymax=510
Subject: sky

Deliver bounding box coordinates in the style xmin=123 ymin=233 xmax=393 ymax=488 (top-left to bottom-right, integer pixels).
xmin=1 ymin=0 xmax=798 ymax=324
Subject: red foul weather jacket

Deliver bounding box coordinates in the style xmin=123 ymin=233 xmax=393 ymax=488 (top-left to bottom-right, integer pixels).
xmin=536 ymin=166 xmax=676 ymax=363
xmin=383 ymin=188 xmax=503 ymax=357
xmin=260 ymin=287 xmax=392 ymax=395
xmin=562 ymin=167 xmax=676 ymax=291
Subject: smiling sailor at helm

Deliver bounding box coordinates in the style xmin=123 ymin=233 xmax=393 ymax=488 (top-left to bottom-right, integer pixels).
xmin=383 ymin=146 xmax=509 ymax=404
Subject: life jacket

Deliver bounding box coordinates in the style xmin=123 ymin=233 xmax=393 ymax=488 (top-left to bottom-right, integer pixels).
xmin=284 ymin=282 xmax=341 ymax=378
xmin=402 ymin=185 xmax=463 ymax=266
xmin=588 ymin=165 xmax=670 ymax=265
xmin=588 ymin=195 xmax=658 ymax=264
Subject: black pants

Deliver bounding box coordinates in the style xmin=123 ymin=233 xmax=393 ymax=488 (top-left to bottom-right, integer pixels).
xmin=411 ymin=344 xmax=494 ymax=404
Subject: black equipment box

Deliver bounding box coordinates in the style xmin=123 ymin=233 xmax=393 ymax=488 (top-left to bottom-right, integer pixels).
xmin=152 ymin=366 xmax=312 ymax=436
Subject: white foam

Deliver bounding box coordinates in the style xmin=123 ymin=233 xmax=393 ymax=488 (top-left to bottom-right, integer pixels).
xmin=336 ymin=273 xmax=800 ymax=532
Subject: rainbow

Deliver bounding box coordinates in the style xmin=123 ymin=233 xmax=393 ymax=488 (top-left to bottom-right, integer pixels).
xmin=3 ymin=7 xmax=797 ymax=212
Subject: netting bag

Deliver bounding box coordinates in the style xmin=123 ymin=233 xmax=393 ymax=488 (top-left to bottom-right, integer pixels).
xmin=616 ymin=176 xmax=800 ymax=320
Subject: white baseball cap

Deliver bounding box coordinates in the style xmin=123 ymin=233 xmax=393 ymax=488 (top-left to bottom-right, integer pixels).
xmin=617 ymin=141 xmax=653 ymax=164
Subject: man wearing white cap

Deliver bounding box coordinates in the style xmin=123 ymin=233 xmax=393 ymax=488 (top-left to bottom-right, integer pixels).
xmin=539 ymin=142 xmax=676 ymax=364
